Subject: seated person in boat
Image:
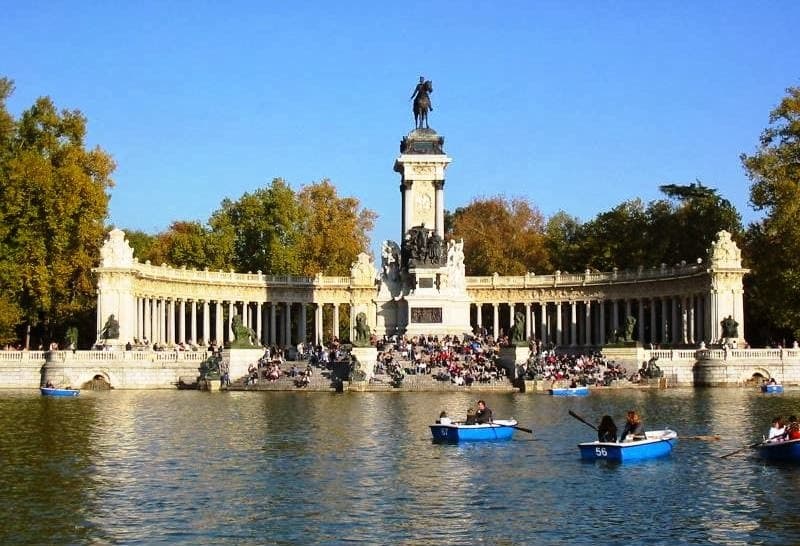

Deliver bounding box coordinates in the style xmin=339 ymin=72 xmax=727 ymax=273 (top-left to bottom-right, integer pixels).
xmin=767 ymin=416 xmax=786 ymax=442
xmin=785 ymin=416 xmax=800 ymax=440
xmin=619 ymin=410 xmax=646 ymax=441
xmin=465 ymin=407 xmax=477 ymax=425
xmin=597 ymin=415 xmax=618 ymax=442
xmin=45 ymin=380 xmax=55 ymax=388
xmin=436 ymin=410 xmax=452 ymax=425
xmin=475 ymin=400 xmax=493 ymax=424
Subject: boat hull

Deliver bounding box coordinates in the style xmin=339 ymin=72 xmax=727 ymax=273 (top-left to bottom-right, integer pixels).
xmin=761 ymin=384 xmax=784 ymax=394
xmin=430 ymin=419 xmax=518 ymax=443
xmin=578 ymin=429 xmax=678 ymax=462
xmin=757 ymin=439 xmax=800 ymax=462
xmin=550 ymin=387 xmax=589 ymax=396
xmin=40 ymin=387 xmax=80 ymax=397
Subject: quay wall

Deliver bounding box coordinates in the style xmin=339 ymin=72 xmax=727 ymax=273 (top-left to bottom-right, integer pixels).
xmin=2 ymin=348 xmax=800 ymax=390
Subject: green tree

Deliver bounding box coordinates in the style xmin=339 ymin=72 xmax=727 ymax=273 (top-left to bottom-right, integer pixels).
xmin=742 ymin=86 xmax=800 ymax=343
xmin=296 ymin=179 xmax=376 ymax=276
xmin=147 ymin=221 xmax=213 ymax=270
xmin=450 ymin=196 xmax=551 ymax=276
xmin=544 ymin=211 xmax=583 ymax=272
xmin=0 ymin=80 xmax=114 ymax=347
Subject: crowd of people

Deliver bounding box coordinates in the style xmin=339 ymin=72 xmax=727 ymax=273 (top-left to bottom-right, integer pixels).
xmin=518 ymin=351 xmax=629 ymax=386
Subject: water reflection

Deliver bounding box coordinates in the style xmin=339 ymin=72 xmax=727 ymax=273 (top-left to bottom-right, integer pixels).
xmin=2 ymin=388 xmax=800 ymax=544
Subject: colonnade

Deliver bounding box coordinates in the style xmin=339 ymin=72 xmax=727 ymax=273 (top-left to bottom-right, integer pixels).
xmin=132 ymin=296 xmax=353 ymax=348
xmin=472 ymin=293 xmax=711 ymax=347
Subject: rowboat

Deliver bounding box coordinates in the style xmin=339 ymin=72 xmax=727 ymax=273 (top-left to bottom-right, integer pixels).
xmin=756 ymin=439 xmax=800 ymax=462
xmin=761 ymin=384 xmax=784 ymax=394
xmin=40 ymin=387 xmax=80 ymax=397
xmin=550 ymin=386 xmax=589 ymax=396
xmin=578 ymin=429 xmax=678 ymax=462
xmin=430 ymin=419 xmax=519 ymax=443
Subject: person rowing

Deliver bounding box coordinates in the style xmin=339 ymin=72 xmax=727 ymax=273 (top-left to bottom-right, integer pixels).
xmin=619 ymin=410 xmax=646 ymax=442
xmin=475 ymin=400 xmax=493 ymax=424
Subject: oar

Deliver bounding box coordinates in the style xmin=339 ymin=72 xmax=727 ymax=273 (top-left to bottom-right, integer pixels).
xmin=493 ymin=422 xmax=533 ymax=434
xmin=568 ymin=410 xmax=597 ymax=431
xmin=720 ymin=434 xmax=782 ymax=459
xmin=683 ymin=435 xmax=721 ymax=441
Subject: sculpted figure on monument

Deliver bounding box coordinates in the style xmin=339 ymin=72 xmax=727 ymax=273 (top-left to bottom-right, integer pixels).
xmin=623 ymin=315 xmax=636 ymax=342
xmin=99 ymin=314 xmax=120 ymax=340
xmin=509 ymin=311 xmax=526 ymax=344
xmin=381 ymin=240 xmax=401 ymax=283
xmin=721 ymin=315 xmax=738 ymax=340
xmin=410 ymin=76 xmax=433 ymax=130
xmin=230 ymin=314 xmax=257 ymax=348
xmin=353 ymin=312 xmax=371 ymax=347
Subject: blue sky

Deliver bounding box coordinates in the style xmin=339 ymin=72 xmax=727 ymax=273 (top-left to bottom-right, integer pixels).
xmin=3 ymin=2 xmax=799 ymax=257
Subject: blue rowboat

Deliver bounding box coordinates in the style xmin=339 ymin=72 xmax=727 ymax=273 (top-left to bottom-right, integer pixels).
xmin=40 ymin=387 xmax=80 ymax=397
xmin=761 ymin=384 xmax=784 ymax=394
xmin=578 ymin=429 xmax=678 ymax=462
xmin=757 ymin=439 xmax=800 ymax=462
xmin=430 ymin=419 xmax=518 ymax=443
xmin=550 ymin=386 xmax=589 ymax=396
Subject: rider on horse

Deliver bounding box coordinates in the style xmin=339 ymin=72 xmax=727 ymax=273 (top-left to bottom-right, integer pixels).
xmin=411 ymin=76 xmax=433 ymax=129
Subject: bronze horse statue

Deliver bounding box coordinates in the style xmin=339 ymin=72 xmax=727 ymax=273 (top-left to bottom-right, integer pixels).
xmin=411 ymin=77 xmax=433 ymax=129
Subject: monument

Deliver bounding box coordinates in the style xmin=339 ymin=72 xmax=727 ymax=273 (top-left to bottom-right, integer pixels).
xmin=374 ymin=77 xmax=471 ymax=338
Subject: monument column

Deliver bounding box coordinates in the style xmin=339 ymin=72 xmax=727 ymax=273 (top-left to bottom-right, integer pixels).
xmin=540 ymin=303 xmax=548 ymax=345
xmin=256 ymin=302 xmax=263 ymax=344
xmin=492 ymin=304 xmax=499 ymax=338
xmin=144 ymin=297 xmax=152 ymax=342
xmin=638 ymin=300 xmax=645 ymax=343
xmin=476 ymin=303 xmax=483 ymax=330
xmin=584 ymin=301 xmax=592 ymax=346
xmin=300 ymin=303 xmax=307 ymax=343
xmin=650 ymin=300 xmax=657 ymax=345
xmin=599 ymin=300 xmax=606 ymax=345
xmin=227 ymin=301 xmax=235 ymax=342
xmin=179 ymin=299 xmax=186 ymax=344
xmin=284 ymin=303 xmax=292 ymax=347
xmin=269 ymin=303 xmax=277 ymax=345
xmin=202 ymin=301 xmax=209 ymax=345
xmin=190 ymin=300 xmax=197 ymax=344
xmin=570 ymin=301 xmax=577 ymax=347
xmin=333 ymin=304 xmax=340 ymax=341
xmin=555 ymin=302 xmax=563 ymax=345
xmin=525 ymin=303 xmax=532 ymax=340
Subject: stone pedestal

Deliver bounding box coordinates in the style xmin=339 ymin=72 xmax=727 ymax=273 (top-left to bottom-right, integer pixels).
xmin=601 ymin=345 xmax=646 ymax=369
xmin=199 ymin=377 xmax=221 ymax=391
xmin=223 ymin=348 xmax=264 ymax=382
xmin=498 ymin=345 xmax=531 ymax=377
xmin=350 ymin=346 xmax=378 ymax=382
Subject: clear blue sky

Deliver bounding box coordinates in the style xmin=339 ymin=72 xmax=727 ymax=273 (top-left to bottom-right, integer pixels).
xmin=3 ymin=2 xmax=799 ymax=257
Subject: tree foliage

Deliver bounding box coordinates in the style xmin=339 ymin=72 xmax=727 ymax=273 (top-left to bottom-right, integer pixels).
xmin=450 ymin=196 xmax=550 ymax=276
xmin=742 ymin=86 xmax=800 ymax=343
xmin=143 ymin=178 xmax=376 ymax=276
xmin=0 ymin=78 xmax=114 ymax=346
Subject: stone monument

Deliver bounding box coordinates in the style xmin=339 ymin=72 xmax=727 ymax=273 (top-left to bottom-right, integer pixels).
xmin=374 ymin=81 xmax=471 ymax=337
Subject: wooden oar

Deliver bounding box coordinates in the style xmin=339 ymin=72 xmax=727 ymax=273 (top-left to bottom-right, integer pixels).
xmin=720 ymin=433 xmax=782 ymax=459
xmin=493 ymin=422 xmax=533 ymax=434
xmin=568 ymin=410 xmax=598 ymax=431
xmin=683 ymin=435 xmax=721 ymax=441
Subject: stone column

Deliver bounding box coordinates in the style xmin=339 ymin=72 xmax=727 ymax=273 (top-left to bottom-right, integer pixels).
xmin=215 ymin=301 xmax=223 ymax=345
xmin=190 ymin=300 xmax=197 ymax=344
xmin=285 ymin=302 xmax=292 ymax=347
xmin=584 ymin=301 xmax=592 ymax=346
xmin=476 ymin=303 xmax=483 ymax=330
xmin=167 ymin=299 xmax=175 ymax=345
xmin=434 ymin=180 xmax=445 ymax=238
xmin=228 ymin=301 xmax=235 ymax=342
xmin=256 ymin=302 xmax=263 ymax=345
xmin=492 ymin=303 xmax=499 ymax=338
xmin=143 ymin=298 xmax=151 ymax=343
xmin=508 ymin=303 xmax=514 ymax=334
xmin=315 ymin=303 xmax=323 ymax=344
xmin=570 ymin=301 xmax=577 ymax=347
xmin=687 ymin=296 xmax=695 ymax=344
xmin=158 ymin=299 xmax=165 ymax=343
xmin=179 ymin=299 xmax=186 ymax=344
xmin=626 ymin=299 xmax=632 ymax=323
xmin=599 ymin=300 xmax=606 ymax=346
xmin=540 ymin=303 xmax=548 ymax=345
xmin=681 ymin=296 xmax=689 ymax=344
xmin=270 ymin=303 xmax=277 ymax=346
xmin=333 ymin=303 xmax=340 ymax=341
xmin=202 ymin=301 xmax=209 ymax=345
xmin=660 ymin=297 xmax=668 ymax=345
xmin=525 ymin=303 xmax=532 ymax=340
xmin=555 ymin=302 xmax=563 ymax=345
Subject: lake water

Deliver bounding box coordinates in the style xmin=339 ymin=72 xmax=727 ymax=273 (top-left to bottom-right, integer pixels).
xmin=2 ymin=388 xmax=799 ymax=545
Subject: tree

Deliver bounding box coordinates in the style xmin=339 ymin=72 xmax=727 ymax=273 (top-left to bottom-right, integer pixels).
xmin=450 ymin=196 xmax=550 ymax=276
xmin=742 ymin=86 xmax=800 ymax=343
xmin=296 ymin=179 xmax=376 ymax=276
xmin=0 ymin=80 xmax=114 ymax=347
xmin=208 ymin=179 xmax=302 ymax=274
xmin=147 ymin=221 xmax=213 ymax=270
xmin=544 ymin=211 xmax=583 ymax=272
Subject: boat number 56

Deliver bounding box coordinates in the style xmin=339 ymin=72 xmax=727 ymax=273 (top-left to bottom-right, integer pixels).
xmin=595 ymin=447 xmax=608 ymax=457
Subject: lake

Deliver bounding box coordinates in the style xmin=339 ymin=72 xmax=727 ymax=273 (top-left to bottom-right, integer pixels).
xmin=1 ymin=388 xmax=799 ymax=545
